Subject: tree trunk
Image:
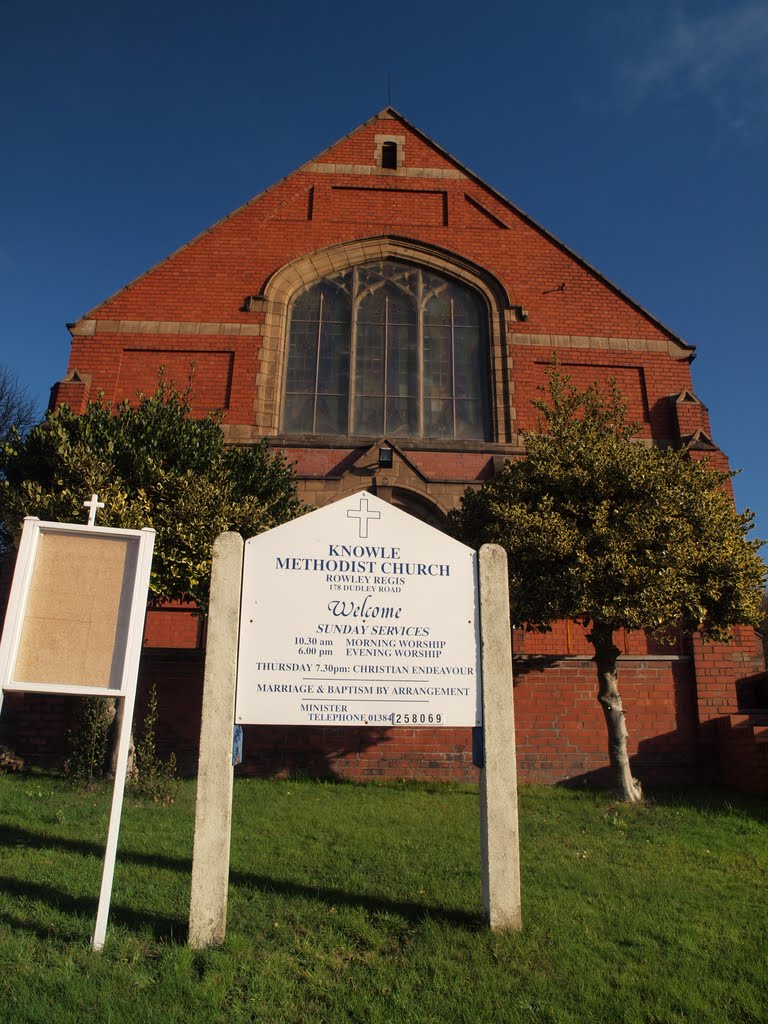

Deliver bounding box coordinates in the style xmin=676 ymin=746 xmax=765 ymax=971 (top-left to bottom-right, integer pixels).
xmin=587 ymin=623 xmax=642 ymax=803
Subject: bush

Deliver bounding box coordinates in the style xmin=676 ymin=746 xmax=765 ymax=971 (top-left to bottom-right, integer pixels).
xmin=130 ymin=684 xmax=179 ymax=803
xmin=65 ymin=698 xmax=113 ymax=788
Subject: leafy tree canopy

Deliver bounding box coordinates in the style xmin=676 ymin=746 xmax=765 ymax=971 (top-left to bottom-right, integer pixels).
xmin=0 ymin=380 xmax=305 ymax=607
xmin=759 ymin=592 xmax=768 ymax=664
xmin=450 ymin=368 xmax=766 ymax=642
xmin=450 ymin=366 xmax=766 ymax=800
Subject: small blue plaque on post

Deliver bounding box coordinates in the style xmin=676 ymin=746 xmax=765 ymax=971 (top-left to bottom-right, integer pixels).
xmin=232 ymin=724 xmax=243 ymax=766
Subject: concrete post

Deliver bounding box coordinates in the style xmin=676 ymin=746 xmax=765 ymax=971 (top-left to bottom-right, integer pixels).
xmin=188 ymin=532 xmax=243 ymax=948
xmin=478 ymin=543 xmax=522 ymax=931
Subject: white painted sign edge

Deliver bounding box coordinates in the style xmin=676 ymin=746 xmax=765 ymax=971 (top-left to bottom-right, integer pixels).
xmin=0 ymin=517 xmax=156 ymax=699
xmin=235 ymin=491 xmax=482 ymax=727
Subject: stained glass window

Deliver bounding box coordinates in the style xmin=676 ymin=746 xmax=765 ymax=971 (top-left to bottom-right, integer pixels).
xmin=282 ymin=260 xmax=490 ymax=439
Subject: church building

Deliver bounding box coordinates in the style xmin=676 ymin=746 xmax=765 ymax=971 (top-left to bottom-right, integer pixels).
xmin=35 ymin=109 xmax=766 ymax=790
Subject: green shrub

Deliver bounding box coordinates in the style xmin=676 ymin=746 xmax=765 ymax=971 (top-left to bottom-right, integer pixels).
xmin=64 ymin=697 xmax=113 ymax=788
xmin=130 ymin=684 xmax=178 ymax=803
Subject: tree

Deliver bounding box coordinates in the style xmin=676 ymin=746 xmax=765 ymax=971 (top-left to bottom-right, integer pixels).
xmin=449 ymin=367 xmax=766 ymax=802
xmin=0 ymin=364 xmax=39 ymax=441
xmin=0 ymin=379 xmax=305 ymax=607
xmin=758 ymin=592 xmax=768 ymax=664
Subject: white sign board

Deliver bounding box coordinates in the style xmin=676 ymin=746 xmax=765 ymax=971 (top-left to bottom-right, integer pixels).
xmin=236 ymin=491 xmax=480 ymax=727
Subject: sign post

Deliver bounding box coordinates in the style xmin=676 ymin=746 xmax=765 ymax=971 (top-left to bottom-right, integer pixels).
xmin=478 ymin=544 xmax=522 ymax=930
xmin=188 ymin=532 xmax=243 ymax=948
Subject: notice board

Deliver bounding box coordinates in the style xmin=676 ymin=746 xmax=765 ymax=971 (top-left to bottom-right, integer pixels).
xmin=0 ymin=518 xmax=155 ymax=699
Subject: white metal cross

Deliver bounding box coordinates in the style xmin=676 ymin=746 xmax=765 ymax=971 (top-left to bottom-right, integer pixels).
xmin=83 ymin=493 xmax=105 ymax=527
xmin=346 ymin=496 xmax=381 ymax=539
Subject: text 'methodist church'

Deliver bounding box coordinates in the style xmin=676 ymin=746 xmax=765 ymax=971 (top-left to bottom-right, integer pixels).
xmin=30 ymin=109 xmax=766 ymax=790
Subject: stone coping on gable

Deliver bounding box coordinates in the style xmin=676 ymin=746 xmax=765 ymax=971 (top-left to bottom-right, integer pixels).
xmin=510 ymin=333 xmax=685 ymax=358
xmin=69 ymin=320 xmax=264 ymax=337
xmin=303 ymin=162 xmax=467 ymax=179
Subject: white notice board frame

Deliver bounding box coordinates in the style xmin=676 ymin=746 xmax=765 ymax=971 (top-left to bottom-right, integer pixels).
xmin=0 ymin=517 xmax=155 ymax=700
xmin=0 ymin=515 xmax=156 ymax=951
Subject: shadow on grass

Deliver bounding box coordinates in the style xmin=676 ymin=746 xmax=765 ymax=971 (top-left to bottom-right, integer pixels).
xmin=0 ymin=825 xmax=479 ymax=943
xmin=0 ymin=875 xmax=187 ymax=943
xmin=0 ymin=827 xmax=192 ymax=868
xmin=552 ymin=779 xmax=768 ymax=822
xmin=642 ymin=785 xmax=768 ymax=820
xmin=0 ymin=824 xmax=191 ymax=871
xmin=227 ymin=873 xmax=480 ymax=932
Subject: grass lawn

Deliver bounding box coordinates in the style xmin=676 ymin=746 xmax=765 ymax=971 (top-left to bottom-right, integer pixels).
xmin=0 ymin=774 xmax=765 ymax=1024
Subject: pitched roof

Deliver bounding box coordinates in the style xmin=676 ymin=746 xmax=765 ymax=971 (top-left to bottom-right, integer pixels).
xmin=373 ymin=109 xmax=692 ymax=353
xmin=73 ymin=107 xmax=693 ymax=355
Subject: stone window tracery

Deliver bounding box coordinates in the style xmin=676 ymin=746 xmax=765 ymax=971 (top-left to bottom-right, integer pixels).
xmin=282 ymin=259 xmax=490 ymax=440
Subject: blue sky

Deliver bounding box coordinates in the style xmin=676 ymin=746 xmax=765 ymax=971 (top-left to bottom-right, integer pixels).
xmin=1 ymin=1 xmax=766 ymax=546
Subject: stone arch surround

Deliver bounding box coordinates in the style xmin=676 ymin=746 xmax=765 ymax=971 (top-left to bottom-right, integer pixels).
xmin=385 ymin=486 xmax=448 ymax=528
xmin=321 ymin=480 xmax=449 ymax=528
xmin=291 ymin=436 xmax=461 ymax=523
xmin=252 ymin=236 xmax=515 ymax=442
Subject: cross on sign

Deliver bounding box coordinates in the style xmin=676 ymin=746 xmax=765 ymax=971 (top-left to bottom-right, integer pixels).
xmin=83 ymin=493 xmax=105 ymax=527
xmin=347 ymin=496 xmax=381 ymax=539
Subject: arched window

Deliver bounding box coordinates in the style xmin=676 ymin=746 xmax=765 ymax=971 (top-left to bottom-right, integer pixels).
xmin=282 ymin=279 xmax=351 ymax=435
xmin=282 ymin=260 xmax=490 ymax=440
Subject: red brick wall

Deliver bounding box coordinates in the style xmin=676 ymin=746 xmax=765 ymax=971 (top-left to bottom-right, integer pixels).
xmin=716 ymin=715 xmax=768 ymax=796
xmin=3 ymin=692 xmax=79 ymax=766
xmin=230 ymin=651 xmax=701 ymax=786
xmin=116 ymin=349 xmax=234 ymax=411
xmin=135 ymin=651 xmax=205 ymax=775
xmin=85 ymin=141 xmax=675 ymax=343
xmin=143 ymin=604 xmax=205 ymax=649
xmin=26 ymin=109 xmax=759 ymax=793
xmin=692 ymin=627 xmax=764 ymax=724
xmin=132 ymin=620 xmax=699 ymax=787
xmin=512 ymin=656 xmax=700 ymax=786
xmin=0 ymin=634 xmax=751 ymax=791
xmin=239 ymin=724 xmax=477 ymax=783
xmin=511 ymin=350 xmax=685 ymax=440
xmin=63 ymin=112 xmax=683 ymax=429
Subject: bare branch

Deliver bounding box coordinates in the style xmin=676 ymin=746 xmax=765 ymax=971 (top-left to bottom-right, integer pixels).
xmin=0 ymin=365 xmax=39 ymax=440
